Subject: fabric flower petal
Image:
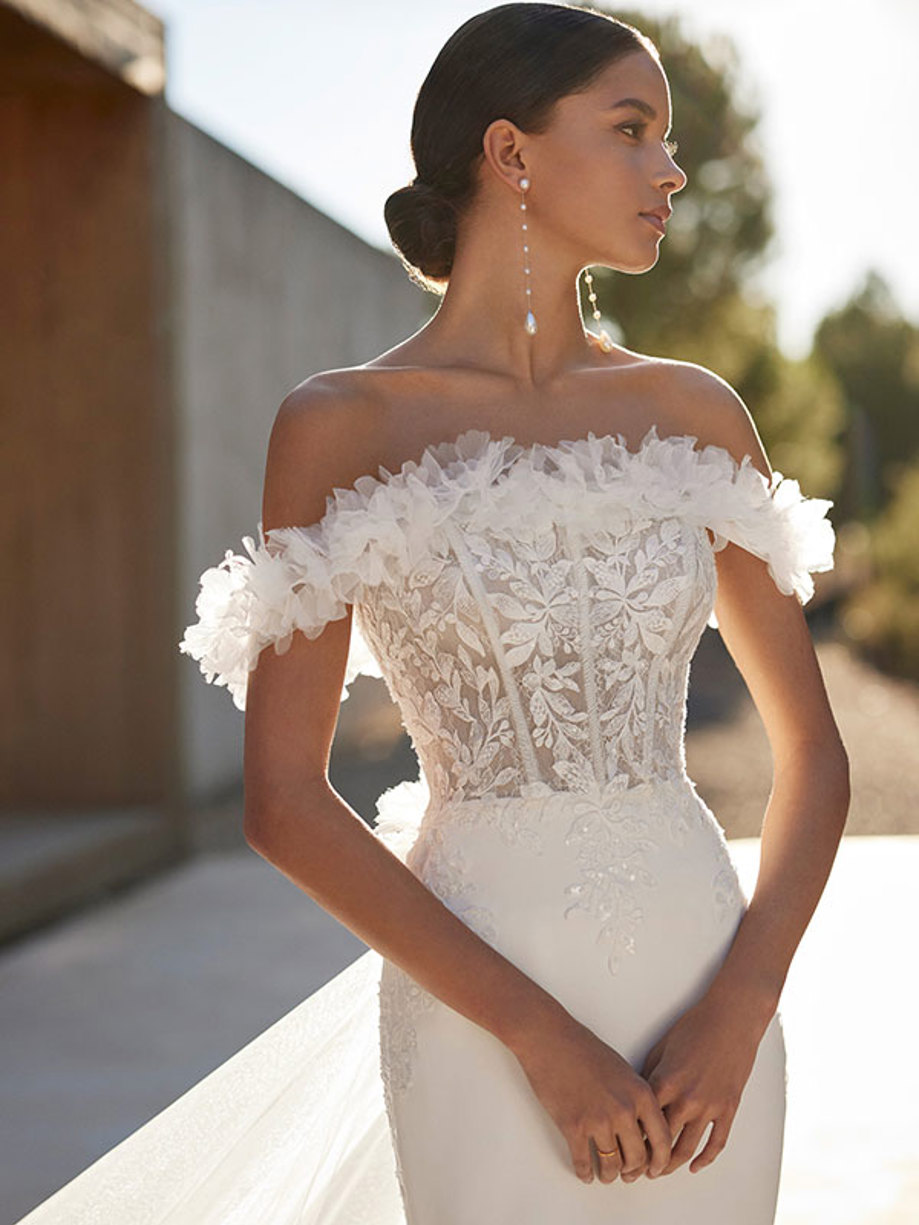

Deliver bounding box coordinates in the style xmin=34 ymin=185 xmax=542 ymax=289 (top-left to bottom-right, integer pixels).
xmin=178 ymin=521 xmax=379 ymax=712
xmin=178 ymin=425 xmax=836 ymax=704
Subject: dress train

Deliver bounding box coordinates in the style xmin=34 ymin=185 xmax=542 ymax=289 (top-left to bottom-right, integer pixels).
xmin=14 ymin=945 xmax=405 ymax=1225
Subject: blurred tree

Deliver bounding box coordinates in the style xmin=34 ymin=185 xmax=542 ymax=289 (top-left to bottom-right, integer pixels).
xmin=812 ymin=270 xmax=919 ymax=520
xmin=738 ymin=343 xmax=847 ymax=499
xmin=840 ymin=456 xmax=919 ymax=680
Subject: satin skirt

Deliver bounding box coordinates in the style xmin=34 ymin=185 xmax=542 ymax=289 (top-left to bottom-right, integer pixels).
xmin=13 ymin=775 xmax=785 ymax=1225
xmin=380 ymin=775 xmax=787 ymax=1224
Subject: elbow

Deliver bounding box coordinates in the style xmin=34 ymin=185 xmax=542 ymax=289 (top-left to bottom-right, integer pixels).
xmin=243 ymin=807 xmax=278 ymax=855
xmin=782 ymin=732 xmax=849 ymax=775
xmin=776 ymin=736 xmax=851 ymax=804
xmin=242 ymin=786 xmax=288 ymax=852
xmin=822 ymin=741 xmax=852 ymax=803
xmin=826 ymin=739 xmax=851 ymax=798
xmin=816 ymin=741 xmax=851 ymax=824
xmin=244 ymin=815 xmax=267 ymax=853
xmin=243 ymin=776 xmax=331 ymax=853
xmin=839 ymin=746 xmax=851 ymax=792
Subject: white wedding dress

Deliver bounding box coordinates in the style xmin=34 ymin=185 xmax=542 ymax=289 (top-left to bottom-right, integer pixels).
xmin=15 ymin=425 xmax=836 ymax=1224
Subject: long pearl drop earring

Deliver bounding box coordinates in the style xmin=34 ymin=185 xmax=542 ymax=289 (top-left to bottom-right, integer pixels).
xmin=520 ymin=177 xmax=537 ymax=336
xmin=582 ymin=268 xmax=615 ymax=351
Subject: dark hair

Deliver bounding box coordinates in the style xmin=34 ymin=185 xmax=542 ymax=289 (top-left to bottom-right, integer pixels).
xmin=384 ymin=3 xmax=657 ymax=294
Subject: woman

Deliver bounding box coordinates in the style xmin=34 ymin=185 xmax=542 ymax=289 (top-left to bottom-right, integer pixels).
xmin=16 ymin=4 xmax=849 ymax=1223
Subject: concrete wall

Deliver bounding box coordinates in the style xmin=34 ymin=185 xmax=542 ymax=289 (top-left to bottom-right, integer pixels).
xmin=166 ymin=114 xmax=429 ymax=805
xmin=0 ymin=0 xmax=430 ymax=938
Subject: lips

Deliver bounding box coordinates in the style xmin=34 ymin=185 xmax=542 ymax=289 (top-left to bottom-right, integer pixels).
xmin=639 ymin=213 xmax=666 ymax=235
xmin=639 ymin=205 xmax=671 ymax=234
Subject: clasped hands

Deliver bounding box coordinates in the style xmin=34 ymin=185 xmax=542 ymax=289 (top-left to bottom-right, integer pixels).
xmin=616 ymin=989 xmax=767 ymax=1182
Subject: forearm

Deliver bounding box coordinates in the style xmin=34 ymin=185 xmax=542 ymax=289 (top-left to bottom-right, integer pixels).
xmin=707 ymin=739 xmax=850 ymax=1017
xmin=246 ymin=781 xmax=570 ymax=1055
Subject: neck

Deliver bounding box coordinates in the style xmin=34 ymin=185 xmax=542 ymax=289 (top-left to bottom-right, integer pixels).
xmin=415 ymin=206 xmax=607 ymax=390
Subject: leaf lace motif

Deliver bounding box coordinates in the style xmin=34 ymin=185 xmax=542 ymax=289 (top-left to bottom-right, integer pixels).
xmin=374 ymin=776 xmax=743 ymax=1103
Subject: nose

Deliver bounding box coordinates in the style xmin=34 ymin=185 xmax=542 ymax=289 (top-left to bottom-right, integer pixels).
xmin=658 ymin=160 xmax=687 ymax=195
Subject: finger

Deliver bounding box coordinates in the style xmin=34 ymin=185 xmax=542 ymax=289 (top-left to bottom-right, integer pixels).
xmin=664 ymin=1103 xmax=682 ymax=1145
xmin=690 ymin=1113 xmax=732 ymax=1173
xmin=591 ymin=1135 xmax=622 ymax=1184
xmin=639 ymin=1040 xmax=663 ymax=1081
xmin=618 ymin=1123 xmax=651 ymax=1180
xmin=568 ymin=1135 xmax=594 ymax=1184
xmin=647 ymin=1081 xmax=681 ymax=1142
xmin=621 ymin=1136 xmax=652 ymax=1183
xmin=637 ymin=1101 xmax=673 ymax=1176
xmin=662 ymin=1117 xmax=708 ymax=1174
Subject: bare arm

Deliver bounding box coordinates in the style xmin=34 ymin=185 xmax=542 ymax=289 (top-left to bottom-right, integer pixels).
xmin=243 ymin=378 xmax=568 ymax=1056
xmin=687 ymin=368 xmax=851 ymax=1022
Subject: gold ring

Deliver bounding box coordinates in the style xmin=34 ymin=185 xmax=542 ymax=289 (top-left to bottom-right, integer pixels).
xmin=595 ymin=1145 xmax=620 ymax=1159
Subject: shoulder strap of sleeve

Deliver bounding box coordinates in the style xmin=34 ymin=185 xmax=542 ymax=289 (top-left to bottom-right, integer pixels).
xmin=704 ymin=466 xmax=836 ymax=630
xmin=178 ymin=521 xmax=380 ymax=711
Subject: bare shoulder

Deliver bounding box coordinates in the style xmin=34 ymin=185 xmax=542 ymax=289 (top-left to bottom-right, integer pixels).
xmin=646 ymin=356 xmax=773 ymax=481
xmin=262 ymin=368 xmax=387 ymax=532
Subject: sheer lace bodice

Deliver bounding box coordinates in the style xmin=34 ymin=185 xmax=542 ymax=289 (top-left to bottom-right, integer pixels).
xmin=180 ymin=424 xmax=835 ymax=815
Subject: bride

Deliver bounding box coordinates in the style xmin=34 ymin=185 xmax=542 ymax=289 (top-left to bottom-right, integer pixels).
xmin=16 ymin=3 xmax=849 ymax=1223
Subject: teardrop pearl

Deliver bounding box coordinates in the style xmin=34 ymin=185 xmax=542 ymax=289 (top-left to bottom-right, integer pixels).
xmin=525 ymin=310 xmax=538 ymax=335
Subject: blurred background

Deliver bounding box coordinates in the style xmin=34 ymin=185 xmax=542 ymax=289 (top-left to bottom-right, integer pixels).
xmin=1 ymin=1 xmax=917 ymax=1222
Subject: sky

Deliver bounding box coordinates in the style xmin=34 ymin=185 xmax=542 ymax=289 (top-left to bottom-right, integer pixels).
xmin=143 ymin=0 xmax=919 ymax=360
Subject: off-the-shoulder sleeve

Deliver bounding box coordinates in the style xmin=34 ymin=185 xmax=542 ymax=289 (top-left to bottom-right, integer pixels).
xmin=704 ymin=464 xmax=836 ymax=630
xmin=178 ymin=521 xmax=382 ymax=712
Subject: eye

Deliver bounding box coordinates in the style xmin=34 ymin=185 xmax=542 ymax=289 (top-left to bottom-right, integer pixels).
xmin=619 ymin=122 xmax=680 ymax=158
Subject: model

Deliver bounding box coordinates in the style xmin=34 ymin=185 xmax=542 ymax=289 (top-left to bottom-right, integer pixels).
xmin=15 ymin=4 xmax=849 ymax=1223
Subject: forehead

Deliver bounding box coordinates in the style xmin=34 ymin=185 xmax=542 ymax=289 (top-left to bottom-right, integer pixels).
xmin=559 ymin=50 xmax=672 ymax=123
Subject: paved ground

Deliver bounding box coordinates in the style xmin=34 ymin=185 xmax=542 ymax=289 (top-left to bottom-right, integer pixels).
xmin=685 ymin=626 xmax=919 ymax=838
xmin=2 ymin=632 xmax=917 ymax=1223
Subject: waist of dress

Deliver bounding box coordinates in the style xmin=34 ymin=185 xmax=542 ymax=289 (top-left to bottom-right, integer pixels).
xmin=418 ymin=772 xmax=704 ymax=844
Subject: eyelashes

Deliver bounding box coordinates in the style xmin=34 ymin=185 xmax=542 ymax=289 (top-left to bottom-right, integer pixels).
xmin=620 ymin=122 xmax=680 ymax=158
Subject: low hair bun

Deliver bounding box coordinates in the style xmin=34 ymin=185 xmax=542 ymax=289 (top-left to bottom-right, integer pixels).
xmin=384 ymin=178 xmax=459 ymax=289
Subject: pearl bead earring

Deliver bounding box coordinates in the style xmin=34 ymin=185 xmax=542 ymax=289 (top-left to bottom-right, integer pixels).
xmin=519 ymin=177 xmax=537 ymax=336
xmin=582 ymin=268 xmax=615 ymax=352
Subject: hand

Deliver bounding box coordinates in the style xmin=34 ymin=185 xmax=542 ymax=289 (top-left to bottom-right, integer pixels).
xmin=638 ymin=988 xmax=770 ymax=1177
xmin=510 ymin=1008 xmax=673 ymax=1186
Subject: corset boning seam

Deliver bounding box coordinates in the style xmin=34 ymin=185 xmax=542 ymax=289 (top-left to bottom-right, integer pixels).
xmin=638 ymin=520 xmax=700 ymax=775
xmin=442 ymin=521 xmax=544 ymax=787
xmin=563 ymin=521 xmax=606 ymax=786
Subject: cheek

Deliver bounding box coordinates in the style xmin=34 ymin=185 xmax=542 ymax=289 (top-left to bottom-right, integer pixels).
xmin=530 ymin=144 xmax=635 ymax=236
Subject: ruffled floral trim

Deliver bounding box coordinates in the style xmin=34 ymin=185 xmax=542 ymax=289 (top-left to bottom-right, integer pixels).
xmin=370 ymin=773 xmax=431 ymax=863
xmin=178 ymin=425 xmax=836 ymax=707
xmin=178 ymin=524 xmax=382 ymax=712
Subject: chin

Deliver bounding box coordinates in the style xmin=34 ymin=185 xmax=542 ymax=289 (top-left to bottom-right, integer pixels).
xmin=637 ymin=242 xmax=664 ymax=270
xmin=609 ymin=252 xmax=659 ymax=275
xmin=600 ymin=240 xmax=661 ymax=273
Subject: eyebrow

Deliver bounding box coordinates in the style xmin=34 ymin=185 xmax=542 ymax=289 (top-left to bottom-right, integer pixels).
xmin=605 ymin=97 xmax=672 ymax=133
xmin=606 ymin=97 xmax=656 ymax=117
